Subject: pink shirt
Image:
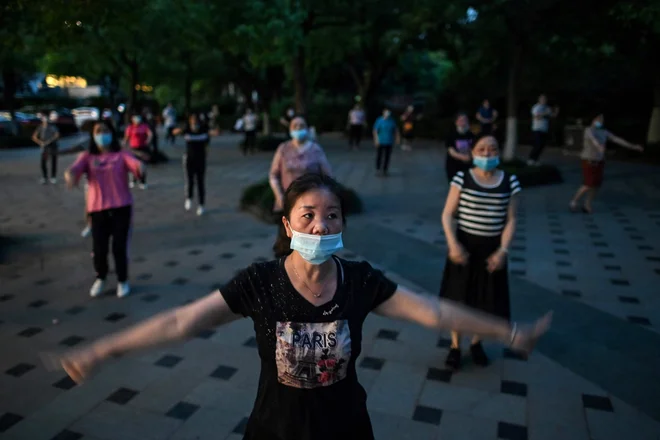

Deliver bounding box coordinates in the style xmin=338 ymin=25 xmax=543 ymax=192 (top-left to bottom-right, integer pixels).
xmin=69 ymin=151 xmax=142 ymax=213
xmin=269 ymin=141 xmax=332 ymax=192
xmin=125 ymin=123 xmax=150 ymax=148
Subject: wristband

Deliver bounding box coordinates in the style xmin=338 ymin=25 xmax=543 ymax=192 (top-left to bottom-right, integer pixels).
xmin=509 ymin=323 xmax=518 ymax=346
xmin=499 ymin=247 xmax=509 ymax=254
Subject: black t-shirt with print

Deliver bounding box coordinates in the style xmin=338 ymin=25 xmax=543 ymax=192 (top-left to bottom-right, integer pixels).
xmin=445 ymin=130 xmax=476 ymax=179
xmin=220 ymin=256 xmax=398 ymax=440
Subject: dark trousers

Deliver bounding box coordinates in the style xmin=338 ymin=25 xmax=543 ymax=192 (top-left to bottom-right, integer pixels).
xmin=349 ymin=124 xmax=363 ymax=147
xmin=40 ymin=145 xmax=58 ymax=179
xmin=243 ymin=130 xmax=257 ymax=154
xmin=376 ymin=144 xmax=393 ymax=172
xmin=90 ymin=205 xmax=132 ymax=282
xmin=529 ymin=131 xmax=547 ymax=162
xmin=166 ymin=126 xmax=176 ymax=144
xmin=131 ymin=147 xmax=149 ymax=184
xmin=184 ymin=154 xmax=206 ymax=205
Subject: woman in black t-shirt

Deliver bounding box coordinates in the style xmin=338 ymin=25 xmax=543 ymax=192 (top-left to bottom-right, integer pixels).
xmin=445 ymin=113 xmax=476 ymax=183
xmin=57 ymin=173 xmax=551 ymax=440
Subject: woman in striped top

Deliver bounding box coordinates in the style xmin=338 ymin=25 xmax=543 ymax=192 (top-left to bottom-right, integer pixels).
xmin=439 ymin=135 xmax=521 ymax=370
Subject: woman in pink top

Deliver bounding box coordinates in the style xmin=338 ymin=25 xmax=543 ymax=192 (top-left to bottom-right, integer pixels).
xmin=269 ymin=116 xmax=333 ymax=257
xmin=65 ymin=120 xmax=144 ymax=299
xmin=123 ymin=113 xmax=152 ymax=189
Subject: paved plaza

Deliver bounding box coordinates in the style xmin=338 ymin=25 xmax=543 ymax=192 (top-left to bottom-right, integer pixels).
xmin=1 ymin=133 xmax=659 ymax=440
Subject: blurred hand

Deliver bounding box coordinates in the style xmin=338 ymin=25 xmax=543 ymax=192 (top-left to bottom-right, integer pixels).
xmin=448 ymin=244 xmax=469 ymax=265
xmin=59 ymin=345 xmax=105 ymax=384
xmin=633 ymin=144 xmax=644 ymax=152
xmin=510 ymin=312 xmax=553 ymax=355
xmin=486 ymin=249 xmax=506 ymax=273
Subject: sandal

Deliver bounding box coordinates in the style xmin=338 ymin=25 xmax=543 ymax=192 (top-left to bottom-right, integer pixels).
xmin=444 ymin=348 xmax=462 ymax=371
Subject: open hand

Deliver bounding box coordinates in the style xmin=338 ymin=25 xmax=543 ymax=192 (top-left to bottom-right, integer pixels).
xmin=510 ymin=312 xmax=553 ymax=355
xmin=486 ymin=249 xmax=506 ymax=273
xmin=633 ymin=144 xmax=644 ymax=152
xmin=59 ymin=345 xmax=105 ymax=384
xmin=448 ymin=245 xmax=469 ymax=265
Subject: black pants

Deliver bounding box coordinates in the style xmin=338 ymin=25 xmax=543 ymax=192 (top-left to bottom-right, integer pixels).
xmin=166 ymin=126 xmax=176 ymax=144
xmin=151 ymin=134 xmax=159 ymax=154
xmin=40 ymin=145 xmax=58 ymax=179
xmin=131 ymin=147 xmax=149 ymax=184
xmin=184 ymin=154 xmax=206 ymax=205
xmin=376 ymin=144 xmax=393 ymax=172
xmin=243 ymin=130 xmax=257 ymax=154
xmin=90 ymin=205 xmax=132 ymax=282
xmin=349 ymin=124 xmax=363 ymax=147
xmin=529 ymin=131 xmax=547 ymax=162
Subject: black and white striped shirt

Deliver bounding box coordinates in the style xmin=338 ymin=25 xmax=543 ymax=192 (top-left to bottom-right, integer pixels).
xmin=451 ymin=170 xmax=521 ymax=237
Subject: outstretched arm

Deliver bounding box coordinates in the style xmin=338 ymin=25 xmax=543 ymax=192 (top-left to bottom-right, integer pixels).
xmin=375 ymin=286 xmax=551 ymax=353
xmin=607 ymin=132 xmax=643 ymax=151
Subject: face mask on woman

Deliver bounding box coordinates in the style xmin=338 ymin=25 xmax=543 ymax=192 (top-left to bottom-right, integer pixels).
xmin=132 ymin=116 xmax=142 ymax=124
xmin=457 ymin=125 xmax=469 ymax=134
xmin=383 ymin=111 xmax=391 ymax=118
xmin=473 ymin=155 xmax=500 ymax=171
xmin=289 ymin=228 xmax=344 ymax=265
xmin=290 ymin=128 xmax=308 ymax=141
xmin=94 ymin=133 xmax=113 ymax=148
xmin=594 ymin=121 xmax=603 ymax=129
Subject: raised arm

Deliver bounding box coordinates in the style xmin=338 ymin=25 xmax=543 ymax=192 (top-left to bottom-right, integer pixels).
xmin=60 ymin=292 xmax=240 ymax=383
xmin=145 ymin=126 xmax=153 ymax=145
xmin=269 ymin=147 xmax=285 ymax=209
xmin=607 ymin=132 xmax=643 ymax=151
xmin=374 ymin=286 xmax=552 ymax=354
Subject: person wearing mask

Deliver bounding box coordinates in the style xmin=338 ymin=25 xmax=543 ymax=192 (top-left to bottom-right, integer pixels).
xmin=123 ymin=113 xmax=152 ymax=189
xmin=372 ymin=108 xmax=400 ymax=177
xmin=445 ymin=113 xmax=476 ymax=183
xmin=173 ymin=113 xmax=221 ymax=216
xmin=527 ymin=94 xmax=559 ymax=166
xmin=57 ymin=172 xmax=551 ymax=440
xmin=476 ymin=99 xmax=498 ymax=135
xmin=347 ymin=103 xmax=366 ymax=150
xmin=242 ymin=108 xmax=259 ymax=155
xmin=269 ymin=117 xmax=333 ymax=257
xmin=400 ymin=105 xmax=419 ymax=151
xmin=64 ymin=120 xmax=144 ymax=298
xmin=162 ymin=102 xmax=177 ymax=145
xmin=440 ymin=135 xmax=522 ymax=370
xmin=32 ymin=110 xmax=60 ymax=184
xmin=569 ymin=113 xmax=643 ymax=214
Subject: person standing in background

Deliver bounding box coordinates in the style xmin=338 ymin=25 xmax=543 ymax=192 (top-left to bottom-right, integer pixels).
xmin=400 ymin=105 xmax=417 ymax=151
xmin=242 ymin=108 xmax=259 ymax=155
xmin=162 ymin=102 xmax=177 ymax=146
xmin=279 ymin=107 xmax=296 ymax=136
xmin=476 ymin=99 xmax=498 ymax=135
xmin=123 ymin=113 xmax=152 ymax=189
xmin=143 ymin=108 xmax=159 ymax=155
xmin=372 ymin=108 xmax=400 ymax=177
xmin=347 ymin=103 xmax=366 ymax=150
xmin=32 ymin=110 xmax=60 ymax=184
xmin=527 ymin=94 xmax=559 ymax=166
xmin=445 ymin=113 xmax=476 ymax=183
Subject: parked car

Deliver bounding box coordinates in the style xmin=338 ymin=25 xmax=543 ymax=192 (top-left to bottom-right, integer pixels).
xmin=0 ymin=111 xmax=41 ymax=131
xmin=72 ymin=107 xmax=100 ymax=127
xmin=20 ymin=106 xmax=78 ymax=135
xmin=0 ymin=114 xmax=12 ymax=135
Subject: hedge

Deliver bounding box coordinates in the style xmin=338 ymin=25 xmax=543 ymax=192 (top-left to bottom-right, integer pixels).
xmin=500 ymin=159 xmax=563 ymax=187
xmin=240 ymin=179 xmax=363 ymax=224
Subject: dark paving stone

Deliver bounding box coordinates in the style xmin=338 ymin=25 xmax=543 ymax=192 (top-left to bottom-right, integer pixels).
xmin=558 ymin=274 xmax=576 ymax=281
xmin=50 ymin=430 xmax=83 ymax=440
xmin=220 ymin=253 xmax=235 ymax=259
xmin=253 ymin=256 xmax=268 ymax=262
xmin=53 ymin=376 xmax=77 ymax=390
xmin=514 ymin=235 xmax=526 ymax=241
xmin=502 ymin=348 xmax=527 ymax=362
xmin=604 ymin=265 xmax=621 ymax=271
xmin=210 ymin=365 xmax=238 ymax=380
xmin=18 ymin=327 xmax=42 ymax=337
xmin=548 ymin=222 xmax=561 ymax=228
xmin=646 ymin=256 xmax=660 ymax=262
xmin=549 ymin=230 xmax=563 ymax=236
xmin=196 ymin=329 xmax=215 ymax=339
xmin=165 ymin=261 xmax=179 ymax=267
xmin=501 ymin=380 xmax=528 ymax=397
xmin=376 ymin=329 xmax=399 ymax=340
xmin=511 ymin=245 xmax=526 ymax=252
xmin=426 ymin=367 xmax=452 ymax=383
xmin=0 ymin=294 xmax=15 ymax=302
xmin=598 ymin=252 xmax=615 ymax=258
xmin=136 ymin=273 xmax=152 ymax=281
xmin=65 ymin=306 xmax=85 ymax=315
xmin=360 ymin=356 xmax=385 ymax=371
xmin=405 ymin=228 xmax=416 ymax=233
xmin=59 ymin=336 xmax=85 ymax=347
xmin=553 ymin=249 xmax=569 ymax=255
xmin=551 ymin=238 xmax=566 ymax=244
xmin=165 ymin=402 xmax=199 ymax=421
xmin=582 ymin=394 xmax=613 ymax=412
xmin=627 ymin=316 xmax=651 ymax=326
xmin=618 ymin=296 xmax=640 ymax=304
xmin=155 ymin=355 xmax=183 ymax=368
xmin=35 ymin=278 xmax=52 ymax=286
xmin=141 ymin=293 xmax=159 ymax=303
xmin=589 ymin=232 xmax=603 ymax=238
xmin=510 ymin=256 xmax=525 ymax=263
xmin=197 ymin=264 xmax=213 ymax=272
xmin=0 ymin=413 xmax=23 ymax=433
xmin=233 ymin=417 xmax=249 ymax=435
xmin=498 ymin=421 xmax=528 ymax=440
xmin=28 ymin=300 xmax=48 ymax=308
xmin=618 ymin=219 xmax=631 ymax=224
xmin=240 ymin=243 xmax=253 ymax=249
xmin=133 ymin=256 xmax=146 ymax=263
xmin=592 ymin=242 xmax=608 ymax=248
xmin=511 ymin=269 xmax=526 ymax=276
xmin=610 ymin=279 xmax=630 ymax=286
xmin=243 ymin=336 xmax=258 ymax=347
xmin=188 ymin=249 xmax=203 ymax=255
xmin=5 ymin=363 xmax=35 ymax=377
xmin=585 ymin=224 xmax=598 ymax=230
xmin=413 ymin=220 xmax=424 ymax=226
xmin=623 ymin=227 xmax=637 ymax=232
xmin=104 ymin=313 xmax=126 ymax=323
xmin=638 ymin=245 xmax=653 ymax=251
xmin=433 ymin=239 xmax=445 ymax=246
xmin=562 ymin=289 xmax=581 ymax=299
xmin=629 ymin=235 xmax=644 ymax=241
xmin=437 ymin=337 xmax=452 ymax=348
xmin=106 ymin=387 xmax=138 ymax=405
xmin=555 ymin=260 xmax=571 ymax=267
xmin=412 ymin=405 xmax=442 ymax=425
xmin=172 ymin=277 xmax=189 ymax=285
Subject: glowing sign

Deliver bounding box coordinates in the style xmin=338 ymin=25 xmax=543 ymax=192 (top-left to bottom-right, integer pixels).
xmin=45 ymin=75 xmax=88 ymax=88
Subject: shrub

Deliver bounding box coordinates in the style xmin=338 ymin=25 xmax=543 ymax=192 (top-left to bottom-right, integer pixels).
xmin=240 ymin=179 xmax=364 ymax=224
xmin=500 ymin=159 xmax=563 ymax=187
xmin=256 ymin=135 xmax=287 ymax=151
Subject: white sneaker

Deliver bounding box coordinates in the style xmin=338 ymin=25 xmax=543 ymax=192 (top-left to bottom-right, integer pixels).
xmin=196 ymin=206 xmax=205 ymax=216
xmin=116 ymin=282 xmax=130 ymax=298
xmin=129 ymin=181 xmax=135 ymax=188
xmin=81 ymin=225 xmax=91 ymax=238
xmin=90 ymin=279 xmax=105 ymax=297
xmin=184 ymin=199 xmax=192 ymax=211
xmin=40 ymin=178 xmax=47 ymax=185
xmin=50 ymin=178 xmax=57 ymax=184
xmin=139 ymin=183 xmax=147 ymax=190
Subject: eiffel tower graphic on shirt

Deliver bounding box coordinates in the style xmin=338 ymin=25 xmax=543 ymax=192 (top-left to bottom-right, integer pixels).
xmin=290 ymin=341 xmax=318 ymax=385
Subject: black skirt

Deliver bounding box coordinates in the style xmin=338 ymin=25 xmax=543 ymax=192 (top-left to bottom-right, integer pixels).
xmin=439 ymin=229 xmax=511 ymax=320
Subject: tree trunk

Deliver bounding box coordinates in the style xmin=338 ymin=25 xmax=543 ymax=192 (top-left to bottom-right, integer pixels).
xmin=504 ymin=41 xmax=523 ymax=160
xmin=183 ymin=52 xmax=193 ymax=114
xmin=293 ymin=45 xmax=307 ymax=117
xmin=647 ymin=80 xmax=660 ymax=145
xmin=2 ymin=67 xmax=19 ymax=135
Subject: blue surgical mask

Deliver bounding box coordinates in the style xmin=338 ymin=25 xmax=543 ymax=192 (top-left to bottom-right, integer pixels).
xmin=473 ymin=155 xmax=500 ymax=171
xmin=594 ymin=121 xmax=603 ymax=128
xmin=94 ymin=133 xmax=113 ymax=147
xmin=290 ymin=129 xmax=308 ymax=141
xmin=289 ymin=228 xmax=344 ymax=265
xmin=457 ymin=126 xmax=469 ymax=134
